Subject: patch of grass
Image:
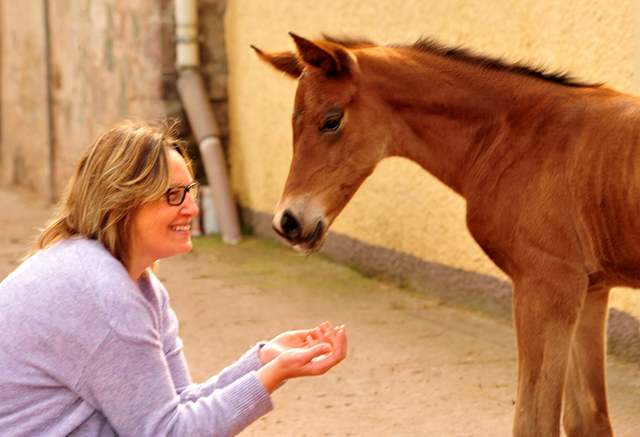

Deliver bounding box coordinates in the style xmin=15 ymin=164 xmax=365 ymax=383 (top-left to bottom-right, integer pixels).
xmin=189 ymin=235 xmax=382 ymax=297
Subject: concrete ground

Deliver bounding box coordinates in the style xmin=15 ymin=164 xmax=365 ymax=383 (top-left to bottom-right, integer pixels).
xmin=1 ymin=187 xmax=639 ymax=436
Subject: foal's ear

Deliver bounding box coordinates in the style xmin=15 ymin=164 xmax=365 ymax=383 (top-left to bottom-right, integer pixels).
xmin=289 ymin=32 xmax=354 ymax=76
xmin=251 ymin=45 xmax=303 ymax=79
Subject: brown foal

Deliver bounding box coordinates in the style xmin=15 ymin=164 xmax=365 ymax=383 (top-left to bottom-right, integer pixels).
xmin=253 ymin=33 xmax=636 ymax=436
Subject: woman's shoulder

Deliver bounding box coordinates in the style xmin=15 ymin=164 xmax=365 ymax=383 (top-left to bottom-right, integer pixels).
xmin=2 ymin=238 xmax=141 ymax=317
xmin=21 ymin=238 xmax=128 ymax=288
xmin=1 ymin=237 xmax=160 ymax=340
xmin=46 ymin=237 xmax=117 ymax=264
xmin=27 ymin=237 xmax=117 ymax=267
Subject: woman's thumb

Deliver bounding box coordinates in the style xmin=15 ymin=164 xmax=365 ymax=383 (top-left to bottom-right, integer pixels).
xmin=303 ymin=342 xmax=332 ymax=361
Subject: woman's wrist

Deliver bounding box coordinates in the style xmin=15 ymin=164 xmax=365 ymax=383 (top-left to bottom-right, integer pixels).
xmin=256 ymin=361 xmax=284 ymax=394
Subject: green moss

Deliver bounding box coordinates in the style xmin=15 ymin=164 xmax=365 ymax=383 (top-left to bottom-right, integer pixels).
xmin=189 ymin=235 xmax=382 ymax=296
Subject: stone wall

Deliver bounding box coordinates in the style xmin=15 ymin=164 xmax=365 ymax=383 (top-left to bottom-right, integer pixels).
xmin=47 ymin=0 xmax=180 ymax=196
xmin=0 ymin=0 xmax=229 ymax=198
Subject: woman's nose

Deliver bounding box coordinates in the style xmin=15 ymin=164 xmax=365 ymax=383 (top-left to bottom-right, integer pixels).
xmin=181 ymin=194 xmax=199 ymax=217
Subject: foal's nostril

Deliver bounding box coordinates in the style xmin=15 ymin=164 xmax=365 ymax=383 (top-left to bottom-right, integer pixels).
xmin=281 ymin=211 xmax=302 ymax=239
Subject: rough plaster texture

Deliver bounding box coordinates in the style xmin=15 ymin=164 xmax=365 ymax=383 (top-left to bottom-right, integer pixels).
xmin=46 ymin=0 xmax=179 ymax=194
xmin=225 ymin=0 xmax=640 ymax=321
xmin=0 ymin=0 xmax=51 ymax=198
xmin=0 ymin=0 xmax=229 ymax=196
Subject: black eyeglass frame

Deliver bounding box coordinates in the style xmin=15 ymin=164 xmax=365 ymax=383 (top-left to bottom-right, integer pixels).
xmin=165 ymin=182 xmax=199 ymax=206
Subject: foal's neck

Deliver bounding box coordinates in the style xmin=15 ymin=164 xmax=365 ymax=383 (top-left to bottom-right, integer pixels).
xmin=359 ymin=47 xmax=569 ymax=196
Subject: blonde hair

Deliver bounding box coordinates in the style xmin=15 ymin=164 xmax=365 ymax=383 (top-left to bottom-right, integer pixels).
xmin=32 ymin=119 xmax=192 ymax=271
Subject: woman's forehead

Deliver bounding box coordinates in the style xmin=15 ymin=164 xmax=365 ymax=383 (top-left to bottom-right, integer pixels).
xmin=168 ymin=149 xmax=192 ymax=184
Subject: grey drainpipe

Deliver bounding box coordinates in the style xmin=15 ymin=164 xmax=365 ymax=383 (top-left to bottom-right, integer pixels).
xmin=174 ymin=0 xmax=242 ymax=244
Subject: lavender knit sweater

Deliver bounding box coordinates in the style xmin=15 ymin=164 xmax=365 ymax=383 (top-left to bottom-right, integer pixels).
xmin=0 ymin=238 xmax=273 ymax=436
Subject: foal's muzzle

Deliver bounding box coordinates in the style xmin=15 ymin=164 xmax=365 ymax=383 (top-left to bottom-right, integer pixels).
xmin=273 ymin=209 xmax=325 ymax=251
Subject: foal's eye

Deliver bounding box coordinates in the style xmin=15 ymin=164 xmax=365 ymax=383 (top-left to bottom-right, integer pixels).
xmin=320 ymin=116 xmax=342 ymax=133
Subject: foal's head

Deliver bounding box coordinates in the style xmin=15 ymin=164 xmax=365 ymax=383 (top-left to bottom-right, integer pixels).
xmin=253 ymin=34 xmax=390 ymax=251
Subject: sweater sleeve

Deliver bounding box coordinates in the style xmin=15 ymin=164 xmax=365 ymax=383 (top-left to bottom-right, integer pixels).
xmin=76 ymin=325 xmax=273 ymax=437
xmin=151 ymin=274 xmax=267 ymax=404
xmin=175 ymin=342 xmax=267 ymax=403
xmin=73 ymin=259 xmax=273 ymax=436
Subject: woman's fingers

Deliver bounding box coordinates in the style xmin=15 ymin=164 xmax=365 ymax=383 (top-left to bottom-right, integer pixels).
xmin=306 ymin=326 xmax=347 ymax=373
xmin=274 ymin=322 xmax=342 ymax=354
xmin=303 ymin=322 xmax=335 ymax=346
xmin=333 ymin=325 xmax=347 ymax=359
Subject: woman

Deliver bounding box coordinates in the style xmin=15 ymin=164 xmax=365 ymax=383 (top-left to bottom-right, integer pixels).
xmin=0 ymin=120 xmax=347 ymax=436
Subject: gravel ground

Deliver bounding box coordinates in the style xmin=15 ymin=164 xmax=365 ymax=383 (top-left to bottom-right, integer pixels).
xmin=1 ymin=187 xmax=639 ymax=436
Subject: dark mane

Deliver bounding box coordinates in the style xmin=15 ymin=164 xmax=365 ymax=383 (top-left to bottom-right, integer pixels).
xmin=323 ymin=35 xmax=600 ymax=88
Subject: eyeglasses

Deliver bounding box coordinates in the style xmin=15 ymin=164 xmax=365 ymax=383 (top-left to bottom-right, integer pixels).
xmin=165 ymin=182 xmax=199 ymax=206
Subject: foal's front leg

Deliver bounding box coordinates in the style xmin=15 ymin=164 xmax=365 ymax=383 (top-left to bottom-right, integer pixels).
xmin=562 ymin=285 xmax=613 ymax=437
xmin=511 ymin=271 xmax=588 ymax=437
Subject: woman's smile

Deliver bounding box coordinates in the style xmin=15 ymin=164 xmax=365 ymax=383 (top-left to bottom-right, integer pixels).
xmin=129 ymin=149 xmax=199 ymax=280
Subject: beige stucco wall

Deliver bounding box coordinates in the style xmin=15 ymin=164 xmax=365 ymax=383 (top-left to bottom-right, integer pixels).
xmin=225 ymin=0 xmax=640 ymax=320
